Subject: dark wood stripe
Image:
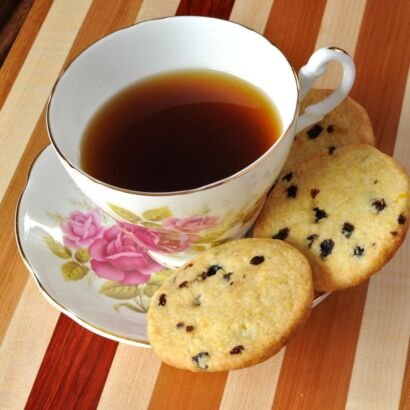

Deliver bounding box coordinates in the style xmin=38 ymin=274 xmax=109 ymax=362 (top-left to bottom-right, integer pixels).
xmin=400 ymin=338 xmax=410 ymax=410
xmin=350 ymin=0 xmax=410 ymax=155
xmin=148 ymin=364 xmax=228 ymax=410
xmin=25 ymin=316 xmax=118 ymax=409
xmin=176 ymin=0 xmax=235 ymax=19
xmin=273 ymin=285 xmax=369 ymax=409
xmin=264 ymin=0 xmax=327 ymax=70
xmin=0 ymin=0 xmax=52 ymax=108
xmin=12 ymin=0 xmax=142 ymax=407
xmin=0 ymin=0 xmax=35 ymax=66
xmin=147 ymin=1 xmax=236 ymax=407
xmin=272 ymin=0 xmax=410 ymax=408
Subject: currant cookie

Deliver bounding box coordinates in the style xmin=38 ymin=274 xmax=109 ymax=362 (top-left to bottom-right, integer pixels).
xmin=148 ymin=238 xmax=313 ymax=372
xmin=286 ymin=89 xmax=375 ymax=166
xmin=255 ymin=144 xmax=410 ymax=291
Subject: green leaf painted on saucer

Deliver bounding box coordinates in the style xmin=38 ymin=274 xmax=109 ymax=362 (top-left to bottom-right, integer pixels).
xmin=108 ymin=204 xmax=141 ymax=224
xmin=44 ymin=235 xmax=72 ymax=259
xmin=74 ymin=248 xmax=89 ymax=263
xmin=99 ymin=281 xmax=140 ymax=299
xmin=113 ymin=302 xmax=146 ymax=313
xmin=142 ymin=206 xmax=172 ymax=221
xmin=61 ymin=261 xmax=89 ymax=280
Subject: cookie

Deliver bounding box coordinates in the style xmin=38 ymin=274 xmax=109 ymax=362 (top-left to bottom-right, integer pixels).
xmin=254 ymin=144 xmax=410 ymax=291
xmin=286 ymin=89 xmax=375 ymax=167
xmin=148 ymin=238 xmax=313 ymax=372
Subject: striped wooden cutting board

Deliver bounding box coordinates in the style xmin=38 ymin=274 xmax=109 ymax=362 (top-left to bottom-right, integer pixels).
xmin=0 ymin=0 xmax=409 ymax=408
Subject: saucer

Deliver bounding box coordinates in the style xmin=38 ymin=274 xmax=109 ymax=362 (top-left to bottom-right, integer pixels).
xmin=16 ymin=146 xmax=329 ymax=346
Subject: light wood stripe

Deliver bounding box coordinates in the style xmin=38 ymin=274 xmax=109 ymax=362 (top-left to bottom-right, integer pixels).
xmin=98 ymin=347 xmax=161 ymax=410
xmin=314 ymin=0 xmax=367 ymax=89
xmin=229 ymin=0 xmax=273 ymax=34
xmin=0 ymin=0 xmax=92 ymax=202
xmin=220 ymin=351 xmax=285 ymax=410
xmin=346 ymin=71 xmax=410 ymax=410
xmin=135 ymin=0 xmax=180 ymax=22
xmin=0 ymin=280 xmax=59 ymax=409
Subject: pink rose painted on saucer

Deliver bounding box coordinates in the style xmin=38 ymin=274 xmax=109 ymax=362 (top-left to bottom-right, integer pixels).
xmin=44 ymin=204 xmax=227 ymax=313
xmin=43 ymin=203 xmax=238 ymax=313
xmin=156 ymin=231 xmax=192 ymax=253
xmin=162 ymin=215 xmax=220 ymax=234
xmin=89 ymin=225 xmax=162 ymax=285
xmin=119 ymin=222 xmax=161 ymax=251
xmin=61 ymin=210 xmax=104 ymax=248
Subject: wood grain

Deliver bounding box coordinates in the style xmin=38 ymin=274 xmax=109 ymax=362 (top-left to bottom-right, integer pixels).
xmin=0 ymin=280 xmax=59 ymax=409
xmin=350 ymin=0 xmax=410 ymax=155
xmin=0 ymin=0 xmax=141 ymax=406
xmin=26 ymin=316 xmax=118 ymax=409
xmin=135 ymin=0 xmax=180 ymax=22
xmin=220 ymin=351 xmax=285 ymax=410
xmin=0 ymin=0 xmax=35 ymax=66
xmin=0 ymin=0 xmax=92 ymax=344
xmin=0 ymin=0 xmax=52 ymax=107
xmin=228 ymin=0 xmax=273 ymax=33
xmin=176 ymin=0 xmax=235 ymax=19
xmin=273 ymin=287 xmax=368 ymax=410
xmin=273 ymin=0 xmax=410 ymax=407
xmin=314 ymin=0 xmax=367 ymax=89
xmin=264 ymin=0 xmax=327 ymax=70
xmin=0 ymin=0 xmax=92 ymax=203
xmin=98 ymin=346 xmax=161 ymax=410
xmin=346 ymin=72 xmax=410 ymax=410
xmin=19 ymin=0 xmax=144 ymax=407
xmin=148 ymin=364 xmax=228 ymax=410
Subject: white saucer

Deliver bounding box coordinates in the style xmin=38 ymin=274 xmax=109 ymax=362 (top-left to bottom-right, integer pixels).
xmin=16 ymin=146 xmax=329 ymax=346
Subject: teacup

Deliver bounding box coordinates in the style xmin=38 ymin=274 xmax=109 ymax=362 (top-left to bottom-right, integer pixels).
xmin=47 ymin=16 xmax=355 ymax=267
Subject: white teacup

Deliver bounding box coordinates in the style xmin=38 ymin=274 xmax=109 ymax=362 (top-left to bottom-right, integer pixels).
xmin=47 ymin=16 xmax=355 ymax=267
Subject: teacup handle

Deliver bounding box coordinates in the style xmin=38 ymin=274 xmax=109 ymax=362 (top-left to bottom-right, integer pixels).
xmin=296 ymin=47 xmax=355 ymax=133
